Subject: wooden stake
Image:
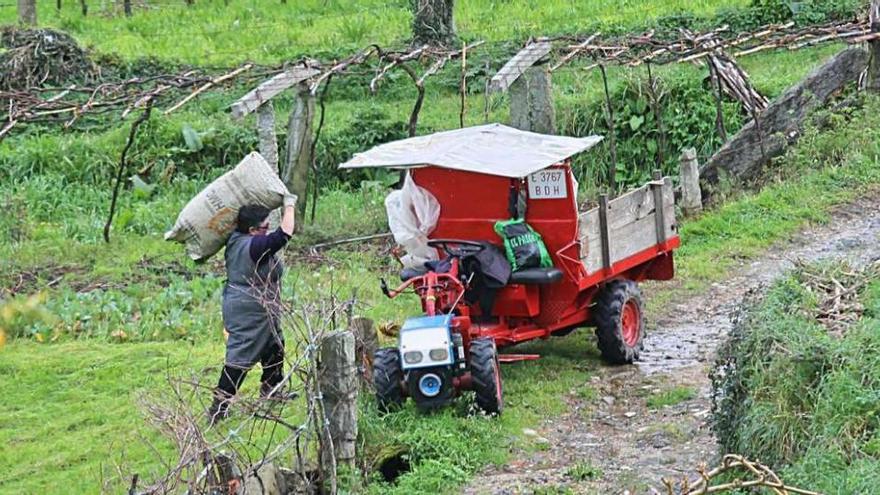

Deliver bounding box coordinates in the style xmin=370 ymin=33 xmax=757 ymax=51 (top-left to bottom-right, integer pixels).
xmin=398 ymin=64 xmax=425 ymax=137
xmin=460 ymin=42 xmax=467 ymax=128
xmin=868 ymin=0 xmax=880 ymax=93
xmin=646 ymin=62 xmax=667 ymax=168
xmin=598 ymin=193 xmax=611 ymax=271
xmin=709 ymin=62 xmax=727 ymax=141
xmin=598 ymin=63 xmax=617 ymax=194
xmin=104 ymin=99 xmax=153 ymax=243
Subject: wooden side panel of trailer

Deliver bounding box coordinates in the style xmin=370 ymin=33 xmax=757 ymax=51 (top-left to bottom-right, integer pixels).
xmin=578 ymin=177 xmax=677 ymax=274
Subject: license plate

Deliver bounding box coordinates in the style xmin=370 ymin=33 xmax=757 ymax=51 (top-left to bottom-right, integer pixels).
xmin=528 ymin=169 xmax=567 ymax=199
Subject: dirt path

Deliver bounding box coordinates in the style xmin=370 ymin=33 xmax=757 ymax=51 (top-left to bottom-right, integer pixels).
xmin=464 ymin=194 xmax=880 ymax=495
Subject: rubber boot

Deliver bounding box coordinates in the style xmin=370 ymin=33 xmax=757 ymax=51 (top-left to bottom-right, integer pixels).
xmin=260 ymin=381 xmax=298 ymax=401
xmin=206 ymin=390 xmax=232 ymax=426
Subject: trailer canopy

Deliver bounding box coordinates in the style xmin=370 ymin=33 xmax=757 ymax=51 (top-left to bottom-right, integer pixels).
xmin=338 ymin=123 xmax=603 ymax=178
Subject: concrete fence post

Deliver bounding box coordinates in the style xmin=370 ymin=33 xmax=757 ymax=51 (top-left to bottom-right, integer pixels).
xmin=509 ymin=64 xmax=555 ymax=134
xmin=680 ymin=147 xmax=702 ymax=216
xmin=256 ymin=102 xmax=278 ymax=171
xmin=319 ymin=330 xmax=358 ymax=470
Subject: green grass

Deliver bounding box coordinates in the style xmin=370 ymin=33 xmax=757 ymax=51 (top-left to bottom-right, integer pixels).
xmin=646 ymin=386 xmax=697 ymax=409
xmin=712 ymin=265 xmax=880 ymax=493
xmin=3 ymin=96 xmax=880 ymax=493
xmin=566 ymin=461 xmax=603 ymax=481
xmin=0 ymin=0 xmax=749 ymax=64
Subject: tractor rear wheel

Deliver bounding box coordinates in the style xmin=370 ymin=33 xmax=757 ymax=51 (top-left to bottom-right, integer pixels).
xmin=594 ymin=279 xmax=645 ymax=364
xmin=374 ymin=348 xmax=404 ymax=412
xmin=469 ymin=338 xmax=503 ymax=415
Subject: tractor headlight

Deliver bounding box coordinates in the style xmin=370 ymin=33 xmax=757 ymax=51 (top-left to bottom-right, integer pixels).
xmin=403 ymin=351 xmax=424 ymax=364
xmin=429 ymin=348 xmax=449 ymax=362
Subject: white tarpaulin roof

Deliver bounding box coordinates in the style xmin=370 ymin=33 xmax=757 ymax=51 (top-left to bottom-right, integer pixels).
xmin=338 ymin=123 xmax=603 ymax=178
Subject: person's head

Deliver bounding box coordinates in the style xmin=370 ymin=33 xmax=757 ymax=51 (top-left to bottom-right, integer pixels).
xmin=236 ymin=205 xmax=271 ymax=235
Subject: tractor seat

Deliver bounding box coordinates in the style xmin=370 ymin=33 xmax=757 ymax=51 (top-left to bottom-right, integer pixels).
xmin=508 ymin=267 xmax=563 ymax=285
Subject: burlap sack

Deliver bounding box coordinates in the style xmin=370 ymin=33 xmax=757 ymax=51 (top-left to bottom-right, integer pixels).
xmin=164 ymin=152 xmax=288 ymax=261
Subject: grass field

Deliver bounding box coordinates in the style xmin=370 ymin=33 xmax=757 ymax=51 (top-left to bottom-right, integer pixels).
xmin=0 ymin=0 xmax=750 ymax=64
xmin=3 ymin=93 xmax=879 ymax=492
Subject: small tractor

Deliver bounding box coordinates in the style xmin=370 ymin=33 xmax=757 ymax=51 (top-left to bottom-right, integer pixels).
xmin=340 ymin=124 xmax=680 ymax=414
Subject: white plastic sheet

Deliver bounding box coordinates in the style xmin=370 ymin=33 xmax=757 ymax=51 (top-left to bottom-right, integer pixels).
xmin=385 ymin=172 xmax=440 ymax=268
xmin=340 ymin=123 xmax=603 ymax=178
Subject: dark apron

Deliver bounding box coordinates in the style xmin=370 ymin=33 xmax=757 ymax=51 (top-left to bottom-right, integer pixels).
xmin=221 ymin=231 xmax=284 ymax=369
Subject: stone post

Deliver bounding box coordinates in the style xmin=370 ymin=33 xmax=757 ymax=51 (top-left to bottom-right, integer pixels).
xmin=509 ymin=64 xmax=555 ymax=134
xmin=319 ymin=331 xmax=358 ymax=469
xmin=257 ymin=102 xmax=278 ymax=171
xmin=679 ymin=148 xmax=702 ymax=216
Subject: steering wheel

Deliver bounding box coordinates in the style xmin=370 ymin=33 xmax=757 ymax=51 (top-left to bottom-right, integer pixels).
xmin=427 ymin=239 xmax=486 ymax=258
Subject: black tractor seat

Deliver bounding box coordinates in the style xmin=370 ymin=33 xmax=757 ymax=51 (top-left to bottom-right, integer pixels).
xmin=508 ymin=267 xmax=563 ymax=285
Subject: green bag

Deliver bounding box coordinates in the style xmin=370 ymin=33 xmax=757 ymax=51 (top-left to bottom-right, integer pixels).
xmin=494 ymin=218 xmax=553 ymax=272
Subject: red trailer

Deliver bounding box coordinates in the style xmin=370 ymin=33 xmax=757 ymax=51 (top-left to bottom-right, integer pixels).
xmin=340 ymin=124 xmax=680 ymax=414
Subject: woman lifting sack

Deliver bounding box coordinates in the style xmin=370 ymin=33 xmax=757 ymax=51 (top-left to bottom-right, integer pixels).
xmin=208 ymin=193 xmax=297 ymax=425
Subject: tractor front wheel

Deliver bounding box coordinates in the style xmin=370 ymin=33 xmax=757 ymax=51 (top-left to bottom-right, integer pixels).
xmin=469 ymin=338 xmax=503 ymax=415
xmin=594 ymin=279 xmax=645 ymax=364
xmin=407 ymin=367 xmax=454 ymax=412
xmin=374 ymin=348 xmax=404 ymax=412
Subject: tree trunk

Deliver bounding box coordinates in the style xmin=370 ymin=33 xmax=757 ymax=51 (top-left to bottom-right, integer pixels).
xmin=123 ymin=0 xmax=131 ymax=17
xmin=282 ymin=85 xmax=315 ymax=226
xmin=18 ymin=0 xmax=37 ymax=25
xmin=701 ymin=48 xmax=869 ymax=188
xmin=868 ymin=0 xmax=880 ymax=93
xmin=79 ymin=0 xmax=87 ymax=16
xmin=411 ymin=0 xmax=456 ymax=47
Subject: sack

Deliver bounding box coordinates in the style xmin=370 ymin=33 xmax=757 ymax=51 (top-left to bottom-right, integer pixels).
xmin=385 ymin=172 xmax=441 ymax=269
xmin=494 ymin=218 xmax=552 ymax=272
xmin=164 ymin=152 xmax=288 ymax=262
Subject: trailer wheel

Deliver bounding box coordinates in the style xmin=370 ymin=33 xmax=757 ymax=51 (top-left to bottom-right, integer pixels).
xmin=374 ymin=348 xmax=404 ymax=412
xmin=469 ymin=338 xmax=503 ymax=415
xmin=594 ymin=280 xmax=645 ymax=364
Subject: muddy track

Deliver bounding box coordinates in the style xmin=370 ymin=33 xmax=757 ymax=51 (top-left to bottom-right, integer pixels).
xmin=464 ymin=193 xmax=880 ymax=495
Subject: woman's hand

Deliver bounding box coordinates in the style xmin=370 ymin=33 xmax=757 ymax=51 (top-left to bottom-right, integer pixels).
xmin=281 ymin=193 xmax=297 ymax=235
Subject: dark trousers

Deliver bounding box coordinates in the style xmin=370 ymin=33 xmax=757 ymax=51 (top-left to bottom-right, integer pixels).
xmin=216 ymin=338 xmax=284 ymax=399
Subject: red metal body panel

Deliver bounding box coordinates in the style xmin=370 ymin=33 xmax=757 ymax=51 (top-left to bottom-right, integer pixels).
xmin=400 ymin=163 xmax=679 ymax=349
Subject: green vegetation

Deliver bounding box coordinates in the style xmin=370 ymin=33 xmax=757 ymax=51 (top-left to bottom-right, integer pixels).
xmin=646 ymin=386 xmax=696 ymax=409
xmin=712 ymin=262 xmax=880 ymax=493
xmin=3 ymin=95 xmax=880 ymax=492
xmin=0 ymin=0 xmax=753 ymax=64
xmin=566 ymin=461 xmax=603 ymax=482
xmin=1 ymin=0 xmax=878 ymax=492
